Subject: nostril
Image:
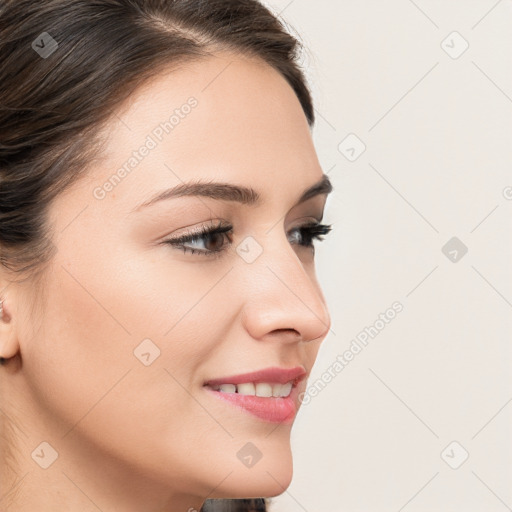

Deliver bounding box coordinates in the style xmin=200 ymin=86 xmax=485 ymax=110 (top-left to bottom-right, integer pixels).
xmin=273 ymin=327 xmax=300 ymax=336
xmin=268 ymin=328 xmax=302 ymax=343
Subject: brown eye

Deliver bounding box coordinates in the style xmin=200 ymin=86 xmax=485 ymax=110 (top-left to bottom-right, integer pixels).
xmin=197 ymin=230 xmax=230 ymax=253
xmin=163 ymin=221 xmax=233 ymax=257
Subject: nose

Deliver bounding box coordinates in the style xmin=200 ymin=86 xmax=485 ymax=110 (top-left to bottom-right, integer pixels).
xmin=238 ymin=236 xmax=332 ymax=344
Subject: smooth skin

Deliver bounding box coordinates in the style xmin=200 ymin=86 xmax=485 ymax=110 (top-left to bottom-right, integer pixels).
xmin=0 ymin=51 xmax=332 ymax=512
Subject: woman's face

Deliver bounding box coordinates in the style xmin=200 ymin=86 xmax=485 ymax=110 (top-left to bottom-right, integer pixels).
xmin=4 ymin=51 xmax=332 ymax=510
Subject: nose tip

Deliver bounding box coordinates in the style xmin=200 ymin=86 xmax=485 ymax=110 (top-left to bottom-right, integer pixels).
xmin=240 ymin=258 xmax=332 ymax=344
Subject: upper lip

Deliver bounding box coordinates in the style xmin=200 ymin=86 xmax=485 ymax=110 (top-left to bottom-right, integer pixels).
xmin=204 ymin=366 xmax=307 ymax=387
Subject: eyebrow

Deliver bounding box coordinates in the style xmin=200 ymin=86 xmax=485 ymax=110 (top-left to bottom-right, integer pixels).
xmin=132 ymin=173 xmax=333 ymax=212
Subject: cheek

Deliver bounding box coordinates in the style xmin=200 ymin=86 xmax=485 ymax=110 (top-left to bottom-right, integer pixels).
xmin=21 ymin=261 xmax=139 ymax=432
xmin=19 ymin=241 xmax=225 ymax=468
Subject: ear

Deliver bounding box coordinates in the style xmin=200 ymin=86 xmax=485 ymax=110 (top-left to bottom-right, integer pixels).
xmin=0 ymin=290 xmax=21 ymax=360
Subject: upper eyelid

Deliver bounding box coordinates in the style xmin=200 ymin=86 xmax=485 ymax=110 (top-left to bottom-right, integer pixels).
xmin=170 ymin=219 xmax=325 ymax=238
xmin=168 ymin=222 xmax=231 ymax=241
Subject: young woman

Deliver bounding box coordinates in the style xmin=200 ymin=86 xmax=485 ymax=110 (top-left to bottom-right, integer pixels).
xmin=0 ymin=1 xmax=334 ymax=510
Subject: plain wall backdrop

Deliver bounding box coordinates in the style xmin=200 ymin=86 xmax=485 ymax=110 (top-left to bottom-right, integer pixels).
xmin=259 ymin=1 xmax=512 ymax=511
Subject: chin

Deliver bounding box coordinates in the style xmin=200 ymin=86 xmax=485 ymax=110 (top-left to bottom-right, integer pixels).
xmin=210 ymin=445 xmax=294 ymax=500
xmin=220 ymin=471 xmax=294 ymax=500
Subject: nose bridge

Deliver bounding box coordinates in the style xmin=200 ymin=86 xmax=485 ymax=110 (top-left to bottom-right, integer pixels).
xmin=238 ymin=236 xmax=331 ymax=343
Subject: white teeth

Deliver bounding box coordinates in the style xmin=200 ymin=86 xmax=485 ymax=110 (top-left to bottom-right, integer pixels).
xmin=255 ymin=383 xmax=272 ymax=397
xmin=272 ymin=384 xmax=283 ymax=397
xmin=212 ymin=381 xmax=294 ymax=398
xmin=236 ymin=382 xmax=256 ymax=396
xmin=218 ymin=384 xmax=236 ymax=393
xmin=280 ymin=382 xmax=292 ymax=397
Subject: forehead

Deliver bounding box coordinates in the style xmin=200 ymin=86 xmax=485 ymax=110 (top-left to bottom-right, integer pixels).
xmin=85 ymin=51 xmax=322 ymax=209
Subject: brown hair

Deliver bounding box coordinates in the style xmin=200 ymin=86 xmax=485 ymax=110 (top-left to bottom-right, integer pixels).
xmin=0 ymin=0 xmax=315 ymax=509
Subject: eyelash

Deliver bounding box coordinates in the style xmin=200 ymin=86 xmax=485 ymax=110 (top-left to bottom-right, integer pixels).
xmin=163 ymin=220 xmax=333 ymax=258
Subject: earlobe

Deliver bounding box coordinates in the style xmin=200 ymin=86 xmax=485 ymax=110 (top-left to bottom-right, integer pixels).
xmin=0 ymin=299 xmax=21 ymax=360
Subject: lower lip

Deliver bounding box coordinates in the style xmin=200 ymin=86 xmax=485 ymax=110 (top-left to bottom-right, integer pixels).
xmin=204 ymin=385 xmax=298 ymax=424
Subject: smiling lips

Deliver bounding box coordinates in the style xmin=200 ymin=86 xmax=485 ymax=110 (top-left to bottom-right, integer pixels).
xmin=203 ymin=366 xmax=307 ymax=423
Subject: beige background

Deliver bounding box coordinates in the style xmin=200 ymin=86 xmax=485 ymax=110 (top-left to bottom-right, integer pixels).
xmin=260 ymin=1 xmax=512 ymax=511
